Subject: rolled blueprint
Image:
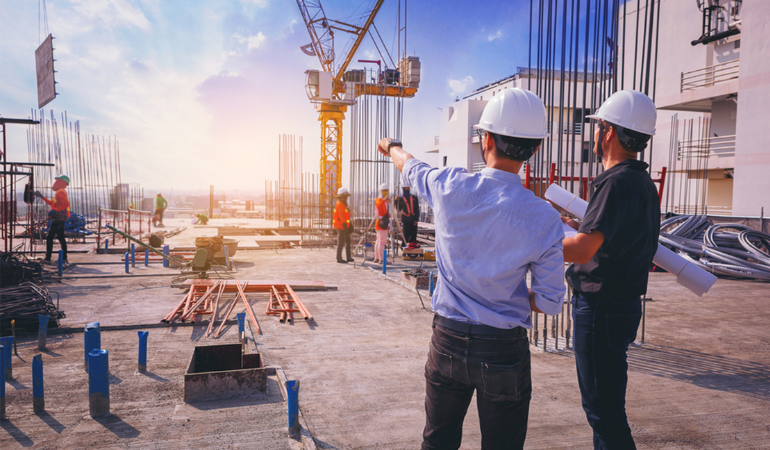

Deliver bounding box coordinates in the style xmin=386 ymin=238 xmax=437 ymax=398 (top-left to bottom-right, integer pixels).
xmin=545 ymin=183 xmax=718 ymax=297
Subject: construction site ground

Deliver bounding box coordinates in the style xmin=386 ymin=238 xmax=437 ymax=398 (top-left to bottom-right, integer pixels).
xmin=2 ymin=218 xmax=770 ymax=449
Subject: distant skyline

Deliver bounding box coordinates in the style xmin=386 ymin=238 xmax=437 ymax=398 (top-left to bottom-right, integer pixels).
xmin=1 ymin=0 xmax=534 ymax=192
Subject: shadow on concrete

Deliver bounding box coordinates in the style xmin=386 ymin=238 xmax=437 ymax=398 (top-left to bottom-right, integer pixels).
xmin=140 ymin=370 xmax=170 ymax=382
xmin=233 ymin=261 xmax=255 ymax=268
xmin=41 ymin=349 xmax=64 ymax=357
xmin=94 ymin=414 xmax=141 ymax=438
xmin=8 ymin=378 xmax=29 ymax=390
xmin=190 ymin=323 xmax=207 ymax=342
xmin=35 ymin=411 xmax=66 ymax=433
xmin=109 ymin=373 xmax=123 ymax=385
xmin=187 ymin=377 xmax=284 ymax=411
xmin=0 ymin=420 xmax=34 ymax=447
xmin=628 ymin=343 xmax=770 ymax=399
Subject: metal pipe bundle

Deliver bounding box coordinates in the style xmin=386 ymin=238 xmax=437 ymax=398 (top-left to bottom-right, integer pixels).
xmin=0 ymin=282 xmax=64 ymax=330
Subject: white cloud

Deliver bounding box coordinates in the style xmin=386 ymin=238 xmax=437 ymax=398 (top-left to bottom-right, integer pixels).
xmin=448 ymin=76 xmax=475 ymax=97
xmin=232 ymin=32 xmax=267 ymax=52
xmin=488 ymin=30 xmax=502 ymax=42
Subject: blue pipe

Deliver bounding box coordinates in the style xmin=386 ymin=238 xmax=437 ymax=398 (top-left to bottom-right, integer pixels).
xmin=429 ymin=271 xmax=435 ymax=295
xmin=287 ymin=379 xmax=300 ymax=433
xmin=0 ymin=336 xmax=12 ymax=379
xmin=163 ymin=245 xmax=170 ymax=268
xmin=88 ymin=349 xmax=110 ymax=417
xmin=237 ymin=312 xmax=245 ymax=337
xmin=33 ymin=354 xmax=44 ymax=412
xmin=0 ymin=345 xmax=5 ymax=419
xmin=104 ymin=238 xmax=109 ymax=253
xmin=131 ymin=243 xmax=136 ymax=267
xmin=125 ymin=252 xmax=130 ymax=273
xmin=58 ymin=250 xmax=63 ymax=277
xmin=38 ymin=314 xmax=49 ymax=351
xmin=382 ymin=249 xmax=387 ymax=274
xmin=84 ymin=322 xmax=101 ymax=371
xmin=144 ymin=249 xmax=149 ymax=266
xmin=137 ymin=331 xmax=148 ymax=372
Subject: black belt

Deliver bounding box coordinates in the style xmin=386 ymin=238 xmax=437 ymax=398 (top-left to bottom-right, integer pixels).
xmin=433 ymin=314 xmax=527 ymax=337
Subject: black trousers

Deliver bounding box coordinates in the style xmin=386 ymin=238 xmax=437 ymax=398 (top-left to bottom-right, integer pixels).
xmin=423 ymin=316 xmax=531 ymax=450
xmin=572 ymin=294 xmax=642 ymax=450
xmin=402 ymin=220 xmax=418 ymax=244
xmin=336 ymin=228 xmax=351 ymax=261
xmin=45 ymin=220 xmax=67 ymax=261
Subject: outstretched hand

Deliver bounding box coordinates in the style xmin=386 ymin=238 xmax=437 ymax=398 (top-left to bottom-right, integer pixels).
xmin=34 ymin=190 xmax=44 ymax=199
xmin=377 ymin=137 xmax=393 ymax=157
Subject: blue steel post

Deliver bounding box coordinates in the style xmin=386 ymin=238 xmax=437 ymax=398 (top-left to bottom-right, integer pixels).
xmin=58 ymin=250 xmax=63 ymax=276
xmin=38 ymin=314 xmax=50 ymax=350
xmin=105 ymin=238 xmax=109 ymax=253
xmin=429 ymin=271 xmax=435 ymax=295
xmin=33 ymin=354 xmax=44 ymax=413
xmin=0 ymin=336 xmax=13 ymax=379
xmin=236 ymin=312 xmax=245 ymax=343
xmin=144 ymin=249 xmax=149 ymax=266
xmin=0 ymin=345 xmax=6 ymax=419
xmin=163 ymin=245 xmax=170 ymax=268
xmin=84 ymin=322 xmax=101 ymax=371
xmin=88 ymin=349 xmax=110 ymax=417
xmin=124 ymin=252 xmax=130 ymax=273
xmin=382 ymin=249 xmax=387 ymax=274
xmin=131 ymin=243 xmax=136 ymax=267
xmin=137 ymin=331 xmax=148 ymax=372
xmin=287 ymin=379 xmax=300 ymax=434
xmin=224 ymin=246 xmax=231 ymax=270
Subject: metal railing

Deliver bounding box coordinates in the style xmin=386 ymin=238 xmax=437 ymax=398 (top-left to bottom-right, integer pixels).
xmin=471 ymin=162 xmax=486 ymax=173
xmin=681 ymin=59 xmax=740 ymax=92
xmin=677 ymin=134 xmax=736 ymax=159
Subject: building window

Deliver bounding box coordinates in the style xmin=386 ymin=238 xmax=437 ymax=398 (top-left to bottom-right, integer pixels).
xmin=443 ymin=156 xmax=448 ymax=167
xmin=581 ymin=142 xmax=591 ymax=162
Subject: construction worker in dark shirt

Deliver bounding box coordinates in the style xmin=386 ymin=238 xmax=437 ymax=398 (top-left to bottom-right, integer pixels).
xmin=396 ymin=185 xmax=421 ymax=248
xmin=562 ymin=90 xmax=660 ymax=450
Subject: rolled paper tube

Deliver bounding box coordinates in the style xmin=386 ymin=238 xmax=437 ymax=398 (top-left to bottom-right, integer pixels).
xmin=652 ymin=245 xmax=689 ymax=276
xmin=676 ymin=263 xmax=718 ymax=297
xmin=545 ymin=183 xmax=588 ymax=219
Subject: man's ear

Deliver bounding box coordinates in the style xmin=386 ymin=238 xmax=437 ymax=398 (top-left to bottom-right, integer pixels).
xmin=484 ymin=133 xmax=496 ymax=153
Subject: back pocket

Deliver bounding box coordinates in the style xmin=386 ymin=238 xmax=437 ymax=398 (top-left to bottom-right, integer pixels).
xmin=481 ymin=355 xmax=532 ymax=402
xmin=426 ymin=343 xmax=453 ymax=381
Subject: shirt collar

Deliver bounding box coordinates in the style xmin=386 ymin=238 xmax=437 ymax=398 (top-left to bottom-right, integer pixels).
xmin=480 ymin=167 xmax=523 ymax=185
xmin=593 ymin=159 xmax=649 ymax=186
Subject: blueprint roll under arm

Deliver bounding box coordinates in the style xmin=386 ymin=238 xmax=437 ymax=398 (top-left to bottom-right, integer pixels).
xmin=545 ymin=183 xmax=717 ymax=297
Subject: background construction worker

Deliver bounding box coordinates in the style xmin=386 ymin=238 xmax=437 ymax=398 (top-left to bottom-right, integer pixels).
xmin=36 ymin=175 xmax=71 ymax=266
xmin=195 ymin=213 xmax=209 ymax=225
xmin=154 ymin=192 xmax=168 ymax=227
xmin=562 ymin=90 xmax=660 ymax=450
xmin=373 ymin=183 xmax=390 ymax=264
xmin=396 ymin=184 xmax=420 ymax=248
xmin=333 ymin=187 xmax=354 ymax=264
xmin=378 ymin=88 xmax=566 ymax=449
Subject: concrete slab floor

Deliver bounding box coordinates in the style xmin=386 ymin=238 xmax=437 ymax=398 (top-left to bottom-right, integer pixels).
xmin=2 ymin=246 xmax=770 ymax=449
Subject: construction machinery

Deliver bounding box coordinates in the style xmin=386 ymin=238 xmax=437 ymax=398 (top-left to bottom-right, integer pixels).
xmin=295 ymin=0 xmax=420 ymax=220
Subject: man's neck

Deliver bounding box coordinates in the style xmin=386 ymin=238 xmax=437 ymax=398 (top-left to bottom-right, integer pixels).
xmin=601 ymin=145 xmax=636 ymax=171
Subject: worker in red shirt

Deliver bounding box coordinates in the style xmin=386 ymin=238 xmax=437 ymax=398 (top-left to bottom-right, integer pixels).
xmin=373 ymin=183 xmax=390 ymax=264
xmin=333 ymin=187 xmax=354 ymax=264
xmin=36 ymin=175 xmax=71 ymax=266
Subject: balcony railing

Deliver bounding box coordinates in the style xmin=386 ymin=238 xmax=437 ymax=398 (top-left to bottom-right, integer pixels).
xmin=677 ymin=134 xmax=736 ymax=160
xmin=681 ymin=59 xmax=740 ymax=92
xmin=434 ymin=136 xmax=440 ymax=146
xmin=471 ymin=162 xmax=486 ymax=173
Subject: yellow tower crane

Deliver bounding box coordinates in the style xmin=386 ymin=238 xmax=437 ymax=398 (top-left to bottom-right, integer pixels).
xmin=295 ymin=0 xmax=419 ymax=219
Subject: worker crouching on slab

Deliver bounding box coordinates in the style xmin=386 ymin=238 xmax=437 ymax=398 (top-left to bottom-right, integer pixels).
xmin=195 ymin=213 xmax=209 ymax=225
xmin=373 ymin=183 xmax=390 ymax=264
xmin=378 ymin=88 xmax=566 ymax=449
xmin=36 ymin=175 xmax=71 ymax=267
xmin=333 ymin=187 xmax=354 ymax=264
xmin=396 ymin=184 xmax=420 ymax=248
xmin=562 ymin=90 xmax=660 ymax=450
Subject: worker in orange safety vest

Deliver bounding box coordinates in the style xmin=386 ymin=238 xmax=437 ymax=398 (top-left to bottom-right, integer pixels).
xmin=333 ymin=187 xmax=354 ymax=263
xmin=35 ymin=175 xmax=71 ymax=266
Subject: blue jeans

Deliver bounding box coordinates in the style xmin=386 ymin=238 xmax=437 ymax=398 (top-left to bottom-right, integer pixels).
xmin=572 ymin=294 xmax=642 ymax=450
xmin=423 ymin=317 xmax=531 ymax=450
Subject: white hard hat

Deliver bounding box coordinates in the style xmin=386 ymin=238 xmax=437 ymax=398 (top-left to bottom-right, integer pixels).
xmin=379 ymin=183 xmax=389 ymax=191
xmin=337 ymin=187 xmax=350 ymax=196
xmin=474 ymin=88 xmax=549 ymax=139
xmin=587 ymin=90 xmax=657 ymax=135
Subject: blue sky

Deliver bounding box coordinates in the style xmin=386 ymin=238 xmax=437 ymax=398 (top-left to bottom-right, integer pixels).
xmin=0 ymin=0 xmax=536 ymax=192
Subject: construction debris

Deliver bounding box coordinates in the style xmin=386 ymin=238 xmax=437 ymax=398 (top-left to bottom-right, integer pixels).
xmin=659 ymin=215 xmax=770 ymax=281
xmin=0 ymin=282 xmax=65 ymax=330
xmin=0 ymin=251 xmax=44 ymax=288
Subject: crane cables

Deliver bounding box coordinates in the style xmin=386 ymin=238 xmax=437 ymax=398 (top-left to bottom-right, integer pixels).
xmin=659 ymin=215 xmax=770 ymax=281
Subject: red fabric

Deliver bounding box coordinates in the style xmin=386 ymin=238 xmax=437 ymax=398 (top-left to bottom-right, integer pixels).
xmin=333 ymin=201 xmax=350 ymax=230
xmin=374 ymin=197 xmax=389 ymax=230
